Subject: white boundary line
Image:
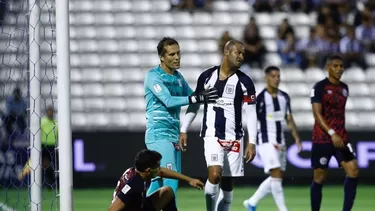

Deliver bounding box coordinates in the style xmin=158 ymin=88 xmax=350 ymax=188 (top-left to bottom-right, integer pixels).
xmin=0 ymin=201 xmax=16 ymax=211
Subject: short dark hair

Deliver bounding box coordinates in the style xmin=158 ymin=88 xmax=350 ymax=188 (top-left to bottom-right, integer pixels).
xmin=264 ymin=66 xmax=280 ymax=74
xmin=134 ymin=149 xmax=162 ymax=172
xmin=157 ymin=37 xmax=179 ymax=56
xmin=325 ymin=54 xmax=344 ymax=65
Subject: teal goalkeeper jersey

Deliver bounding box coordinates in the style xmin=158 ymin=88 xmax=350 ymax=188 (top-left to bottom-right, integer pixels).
xmin=144 ymin=66 xmax=194 ymax=144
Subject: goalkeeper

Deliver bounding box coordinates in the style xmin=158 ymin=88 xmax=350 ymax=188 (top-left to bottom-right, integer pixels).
xmin=144 ymin=37 xmax=218 ymax=198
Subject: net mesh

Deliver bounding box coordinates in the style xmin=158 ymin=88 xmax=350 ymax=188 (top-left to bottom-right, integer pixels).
xmin=0 ymin=0 xmax=58 ymax=210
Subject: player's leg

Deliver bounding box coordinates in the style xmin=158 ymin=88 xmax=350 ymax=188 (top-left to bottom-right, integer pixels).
xmin=269 ymin=145 xmax=288 ymax=211
xmin=146 ymin=142 xmax=178 ymax=196
xmin=204 ymin=137 xmax=224 ymax=211
xmin=216 ymin=140 xmax=242 ymax=211
xmin=215 ymin=177 xmax=234 ymax=211
xmin=145 ymin=186 xmax=177 ymax=211
xmin=163 ymin=143 xmax=180 ymax=195
xmin=244 ymin=143 xmax=282 ymax=210
xmin=335 ymin=144 xmax=359 ymax=211
xmin=310 ymin=143 xmax=332 ymax=211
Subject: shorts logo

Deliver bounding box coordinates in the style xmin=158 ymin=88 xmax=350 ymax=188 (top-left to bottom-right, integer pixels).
xmin=310 ymin=89 xmax=315 ymax=97
xmin=320 ymin=157 xmax=328 ymax=165
xmin=342 ymin=89 xmax=348 ymax=97
xmin=153 ymin=84 xmax=162 ymax=93
xmin=226 ymin=85 xmax=234 ymax=94
xmin=166 ymin=163 xmax=173 ymax=170
xmin=211 ymin=154 xmax=218 ymax=161
xmin=121 ymin=184 xmax=131 ymax=194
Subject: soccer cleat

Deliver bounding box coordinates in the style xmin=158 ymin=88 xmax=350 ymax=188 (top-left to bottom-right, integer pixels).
xmin=243 ymin=200 xmax=256 ymax=211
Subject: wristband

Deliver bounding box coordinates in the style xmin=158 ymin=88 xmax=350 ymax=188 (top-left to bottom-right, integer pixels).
xmin=328 ymin=129 xmax=335 ymax=136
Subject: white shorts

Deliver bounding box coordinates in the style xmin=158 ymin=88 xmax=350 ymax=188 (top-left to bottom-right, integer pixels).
xmin=258 ymin=143 xmax=287 ymax=174
xmin=203 ymin=137 xmax=244 ymax=177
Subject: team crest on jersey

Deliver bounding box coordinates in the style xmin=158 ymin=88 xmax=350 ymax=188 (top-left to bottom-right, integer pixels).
xmin=226 ymin=85 xmax=234 ymax=94
xmin=319 ymin=157 xmax=328 ymax=165
xmin=211 ymin=154 xmax=218 ymax=161
xmin=342 ymin=89 xmax=348 ymax=97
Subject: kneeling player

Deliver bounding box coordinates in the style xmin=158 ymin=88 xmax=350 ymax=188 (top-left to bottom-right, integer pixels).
xmin=109 ymin=149 xmax=204 ymax=211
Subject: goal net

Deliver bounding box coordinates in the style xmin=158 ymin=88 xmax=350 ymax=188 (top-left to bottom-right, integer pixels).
xmin=0 ymin=0 xmax=58 ymax=210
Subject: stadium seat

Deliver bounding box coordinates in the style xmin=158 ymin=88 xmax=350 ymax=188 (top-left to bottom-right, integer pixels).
xmin=70 ymin=0 xmax=93 ymax=12
xmin=212 ymin=1 xmax=229 ymax=11
xmin=85 ymin=98 xmax=105 ymax=111
xmin=294 ymin=26 xmax=310 ymax=39
xmin=194 ymin=26 xmax=217 ymax=39
xmin=282 ymin=67 xmax=305 ymax=82
xmin=291 ymin=97 xmax=310 ymax=111
xmin=113 ymin=13 xmax=135 ymax=25
xmin=202 ymin=54 xmax=221 ymax=67
xmin=230 ymin=13 xmax=250 ymax=26
xmin=353 ymin=98 xmax=375 ymax=111
xmin=181 ymin=54 xmax=202 ymax=67
xmin=70 ymin=69 xmax=82 ymax=82
xmin=293 ymin=112 xmax=314 ymax=127
xmin=131 ymin=0 xmax=152 ymax=12
xmin=104 ymin=84 xmax=126 ymax=97
xmin=264 ymin=53 xmax=282 ymax=66
xmin=357 ymin=113 xmax=375 ymax=127
xmin=81 ymin=68 xmax=102 ymax=82
xmin=178 ymin=68 xmax=202 ymax=83
xmin=254 ymin=13 xmax=272 ymax=26
xmin=71 ymin=113 xmax=87 ymax=127
xmin=341 ymin=67 xmax=366 ymax=82
xmin=172 ymin=12 xmax=193 ymax=25
xmin=345 ymin=112 xmax=359 ymax=127
xmin=79 ymin=54 xmax=100 ymax=67
xmin=123 ymin=68 xmax=145 ymax=82
xmin=365 ymin=68 xmax=375 ymax=82
xmin=228 ymin=1 xmax=250 ymax=12
xmin=270 ymin=12 xmax=288 ymax=26
xmin=87 ymin=113 xmax=109 ymax=127
xmin=105 ymin=98 xmax=127 ymax=111
xmin=126 ymin=98 xmax=146 ymax=111
xmin=70 ymin=13 xmax=95 ymax=25
xmin=110 ymin=113 xmax=130 ymax=127
xmin=150 ymin=0 xmax=171 ymax=12
xmin=346 ymin=98 xmax=354 ymax=111
xmin=102 ymin=68 xmax=124 ymax=82
xmin=92 ymin=1 xmax=113 ymax=12
xmin=133 ymin=13 xmax=154 ymax=25
xmin=197 ymin=40 xmax=218 ymax=53
xmin=305 ymin=67 xmax=326 ymax=82
xmin=179 ymin=40 xmax=199 ymax=52
xmin=111 ymin=1 xmax=131 ymax=12
xmin=128 ymin=112 xmax=147 ymax=129
xmin=259 ymin=26 xmax=277 ymax=39
xmin=136 ymin=26 xmax=157 ymax=39
xmin=349 ymin=83 xmax=370 ymax=96
xmin=98 ymin=40 xmax=120 ymax=52
xmin=100 ymin=54 xmax=120 ymax=67
xmin=119 ymin=54 xmax=141 ymax=67
xmin=365 ymin=53 xmax=375 ymax=66
xmin=264 ymin=40 xmax=277 ymax=52
xmin=212 ymin=13 xmax=232 ymax=25
xmin=192 ymin=12 xmax=212 ymax=25
xmin=286 ymin=83 xmax=310 ymax=96
xmin=154 ymin=13 xmax=174 ymax=25
xmin=71 ymin=98 xmax=85 ymax=112
xmin=83 ymin=84 xmax=104 ymax=97
xmin=78 ymin=40 xmax=98 ymax=52
xmin=71 ymin=84 xmax=84 ymax=97
xmin=139 ymin=54 xmax=159 ymax=67
xmin=124 ymin=83 xmax=144 ymax=97
xmin=174 ymin=26 xmax=195 ymax=39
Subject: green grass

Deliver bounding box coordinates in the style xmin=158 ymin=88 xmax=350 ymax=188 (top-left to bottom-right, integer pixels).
xmin=1 ymin=186 xmax=374 ymax=210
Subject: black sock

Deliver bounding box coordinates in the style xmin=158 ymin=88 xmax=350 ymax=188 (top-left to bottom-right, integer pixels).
xmin=163 ymin=197 xmax=177 ymax=211
xmin=343 ymin=177 xmax=358 ymax=211
xmin=310 ymin=181 xmax=323 ymax=211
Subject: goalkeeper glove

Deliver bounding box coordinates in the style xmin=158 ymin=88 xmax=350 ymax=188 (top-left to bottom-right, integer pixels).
xmin=189 ymin=88 xmax=219 ymax=104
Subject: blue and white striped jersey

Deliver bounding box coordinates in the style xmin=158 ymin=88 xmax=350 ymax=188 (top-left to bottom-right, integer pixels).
xmin=256 ymin=88 xmax=292 ymax=145
xmin=196 ymin=66 xmax=256 ymax=140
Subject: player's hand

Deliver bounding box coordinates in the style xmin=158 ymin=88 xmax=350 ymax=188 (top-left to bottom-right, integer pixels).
xmin=179 ymin=132 xmax=188 ymax=152
xmin=189 ymin=88 xmax=219 ymax=104
xmin=244 ymin=143 xmax=256 ymax=163
xmin=188 ymin=178 xmax=204 ymax=190
xmin=295 ymin=138 xmax=302 ymax=152
xmin=331 ymin=134 xmax=344 ymax=148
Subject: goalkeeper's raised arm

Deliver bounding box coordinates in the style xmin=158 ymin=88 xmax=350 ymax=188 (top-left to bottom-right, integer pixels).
xmin=143 ymin=37 xmax=218 ymax=199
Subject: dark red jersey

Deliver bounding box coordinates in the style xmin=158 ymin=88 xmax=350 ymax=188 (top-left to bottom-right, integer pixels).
xmin=310 ymin=78 xmax=349 ymax=144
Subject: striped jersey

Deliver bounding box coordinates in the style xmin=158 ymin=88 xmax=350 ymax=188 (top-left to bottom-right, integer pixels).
xmin=196 ymin=66 xmax=256 ymax=140
xmin=256 ymin=88 xmax=292 ymax=145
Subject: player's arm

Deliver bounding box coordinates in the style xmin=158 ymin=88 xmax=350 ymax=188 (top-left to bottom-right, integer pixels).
xmin=285 ymin=95 xmax=301 ymax=142
xmin=158 ymin=167 xmax=204 ymax=190
xmin=180 ymin=72 xmax=209 ymax=133
xmin=242 ymin=77 xmax=257 ymax=162
xmin=108 ymin=197 xmax=126 ymax=211
xmin=145 ymin=72 xmax=218 ymax=108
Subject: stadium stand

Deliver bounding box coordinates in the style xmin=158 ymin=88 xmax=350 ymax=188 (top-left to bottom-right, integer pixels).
xmin=1 ymin=0 xmax=374 ymax=131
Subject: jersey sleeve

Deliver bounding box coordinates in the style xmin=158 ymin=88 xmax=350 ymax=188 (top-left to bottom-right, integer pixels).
xmin=180 ymin=74 xmax=194 ymax=96
xmin=242 ymin=77 xmax=257 ymax=105
xmin=145 ymin=71 xmax=190 ymax=108
xmin=311 ymin=82 xmax=324 ymax=104
xmin=195 ymin=72 xmax=207 ymax=93
xmin=116 ymin=184 xmax=142 ymax=206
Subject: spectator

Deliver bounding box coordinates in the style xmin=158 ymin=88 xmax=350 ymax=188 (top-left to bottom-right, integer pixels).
xmin=171 ymin=0 xmax=212 ymax=12
xmin=353 ymin=3 xmax=374 ymax=27
xmin=218 ymin=31 xmax=233 ymax=55
xmin=278 ymin=18 xmax=294 ymax=40
xmin=355 ymin=16 xmax=375 ymax=52
xmin=4 ymin=87 xmax=27 ymax=138
xmin=242 ymin=17 xmax=266 ymax=68
xmin=317 ymin=4 xmax=341 ymax=26
xmin=277 ymin=31 xmax=301 ymax=66
xmin=297 ymin=27 xmax=322 ymax=69
xmin=340 ymin=26 xmax=368 ymax=70
xmin=250 ymin=0 xmax=273 ymax=13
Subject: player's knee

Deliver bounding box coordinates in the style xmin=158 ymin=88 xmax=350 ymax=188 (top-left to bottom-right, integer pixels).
xmin=347 ymin=166 xmax=359 ymax=178
xmin=208 ymin=171 xmax=222 ymax=184
xmin=160 ymin=186 xmax=175 ymax=200
xmin=313 ymin=169 xmax=327 ymax=184
xmin=270 ymin=168 xmax=283 ymax=178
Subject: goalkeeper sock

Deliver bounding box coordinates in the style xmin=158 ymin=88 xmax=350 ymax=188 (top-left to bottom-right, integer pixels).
xmin=205 ymin=180 xmax=219 ymax=211
xmin=248 ymin=176 xmax=272 ymax=206
xmin=215 ymin=189 xmax=233 ymax=211
xmin=147 ymin=177 xmax=163 ymax=197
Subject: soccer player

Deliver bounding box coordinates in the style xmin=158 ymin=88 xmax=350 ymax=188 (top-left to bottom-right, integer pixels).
xmin=109 ymin=149 xmax=204 ymax=211
xmin=179 ymin=40 xmax=257 ymax=211
xmin=144 ymin=37 xmax=218 ymax=197
xmin=243 ymin=66 xmax=302 ymax=211
xmin=310 ymin=55 xmax=359 ymax=211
